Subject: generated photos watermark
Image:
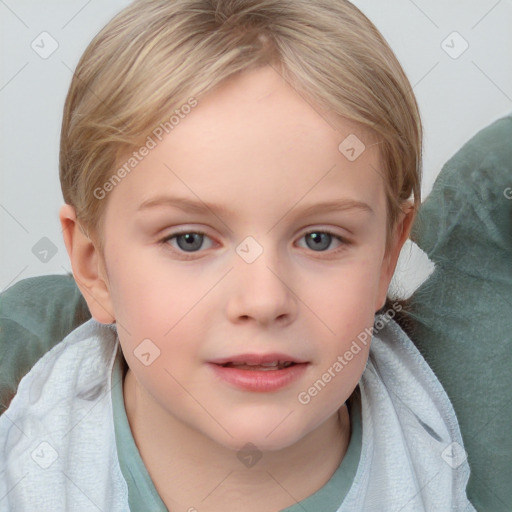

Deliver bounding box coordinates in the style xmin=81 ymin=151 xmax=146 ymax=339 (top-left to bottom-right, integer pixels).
xmin=93 ymin=97 xmax=198 ymax=200
xmin=297 ymin=302 xmax=403 ymax=405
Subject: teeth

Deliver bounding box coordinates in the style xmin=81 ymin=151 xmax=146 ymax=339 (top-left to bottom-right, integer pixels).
xmin=225 ymin=361 xmax=295 ymax=370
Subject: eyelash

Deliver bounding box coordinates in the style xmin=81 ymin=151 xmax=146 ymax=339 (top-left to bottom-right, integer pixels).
xmin=160 ymin=229 xmax=349 ymax=260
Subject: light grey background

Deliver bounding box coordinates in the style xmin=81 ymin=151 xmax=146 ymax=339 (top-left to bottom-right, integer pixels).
xmin=1 ymin=0 xmax=511 ymax=292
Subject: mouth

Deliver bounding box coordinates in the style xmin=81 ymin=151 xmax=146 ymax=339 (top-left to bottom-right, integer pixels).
xmin=207 ymin=353 xmax=309 ymax=392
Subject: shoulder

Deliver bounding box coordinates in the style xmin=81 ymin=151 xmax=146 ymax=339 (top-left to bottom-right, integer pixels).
xmin=0 ymin=274 xmax=90 ymax=414
xmin=364 ymin=313 xmax=462 ymax=447
xmin=347 ymin=315 xmax=474 ymax=510
xmin=0 ymin=319 xmax=127 ymax=509
xmin=0 ymin=318 xmax=119 ymax=452
xmin=4 ymin=318 xmax=118 ymax=416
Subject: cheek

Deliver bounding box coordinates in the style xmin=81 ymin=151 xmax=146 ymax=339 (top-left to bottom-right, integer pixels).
xmin=301 ymin=256 xmax=382 ymax=395
xmin=105 ymin=246 xmax=212 ymax=380
xmin=313 ymin=255 xmax=384 ymax=325
xmin=106 ymin=246 xmax=202 ymax=335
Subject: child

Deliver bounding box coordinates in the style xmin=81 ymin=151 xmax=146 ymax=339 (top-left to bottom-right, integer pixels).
xmin=0 ymin=1 xmax=475 ymax=510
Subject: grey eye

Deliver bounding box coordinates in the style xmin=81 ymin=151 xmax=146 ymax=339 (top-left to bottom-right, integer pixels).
xmin=303 ymin=232 xmax=334 ymax=251
xmin=175 ymin=233 xmax=205 ymax=252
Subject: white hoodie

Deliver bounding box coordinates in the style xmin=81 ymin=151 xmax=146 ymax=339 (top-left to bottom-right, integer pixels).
xmin=0 ymin=316 xmax=476 ymax=511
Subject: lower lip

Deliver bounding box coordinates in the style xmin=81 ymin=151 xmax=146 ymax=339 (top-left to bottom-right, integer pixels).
xmin=208 ymin=363 xmax=309 ymax=392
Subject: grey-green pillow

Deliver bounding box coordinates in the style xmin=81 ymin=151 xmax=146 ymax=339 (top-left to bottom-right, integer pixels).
xmin=0 ymin=274 xmax=90 ymax=414
xmin=408 ymin=114 xmax=512 ymax=511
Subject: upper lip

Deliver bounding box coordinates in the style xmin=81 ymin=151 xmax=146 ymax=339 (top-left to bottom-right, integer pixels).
xmin=208 ymin=353 xmax=309 ymax=365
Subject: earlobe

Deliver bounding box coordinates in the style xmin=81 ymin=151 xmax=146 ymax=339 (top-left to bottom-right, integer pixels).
xmin=59 ymin=204 xmax=115 ymax=324
xmin=375 ymin=203 xmax=416 ymax=311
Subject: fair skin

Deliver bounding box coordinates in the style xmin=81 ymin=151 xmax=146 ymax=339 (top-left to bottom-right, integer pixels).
xmin=61 ymin=65 xmax=413 ymax=511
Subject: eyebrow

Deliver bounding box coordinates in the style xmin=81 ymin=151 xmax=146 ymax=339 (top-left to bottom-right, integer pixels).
xmin=137 ymin=195 xmax=374 ymax=217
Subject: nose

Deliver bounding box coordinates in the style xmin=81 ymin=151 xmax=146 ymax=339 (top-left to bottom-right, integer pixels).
xmin=225 ymin=244 xmax=297 ymax=327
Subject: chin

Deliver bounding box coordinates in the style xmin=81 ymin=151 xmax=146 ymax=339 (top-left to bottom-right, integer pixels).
xmin=210 ymin=419 xmax=309 ymax=454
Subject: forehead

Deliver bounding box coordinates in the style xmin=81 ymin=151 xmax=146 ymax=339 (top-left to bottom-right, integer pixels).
xmin=106 ymin=65 xmax=386 ymax=224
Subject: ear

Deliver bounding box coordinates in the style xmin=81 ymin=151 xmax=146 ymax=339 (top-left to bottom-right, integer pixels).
xmin=59 ymin=204 xmax=115 ymax=324
xmin=375 ymin=202 xmax=416 ymax=311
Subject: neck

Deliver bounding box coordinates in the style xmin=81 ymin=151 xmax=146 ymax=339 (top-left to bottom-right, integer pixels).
xmin=123 ymin=368 xmax=351 ymax=512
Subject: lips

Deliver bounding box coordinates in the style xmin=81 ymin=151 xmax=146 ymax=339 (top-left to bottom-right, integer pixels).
xmin=208 ymin=354 xmax=309 ymax=392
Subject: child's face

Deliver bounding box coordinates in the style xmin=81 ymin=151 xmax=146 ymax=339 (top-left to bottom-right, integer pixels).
xmin=100 ymin=65 xmax=397 ymax=450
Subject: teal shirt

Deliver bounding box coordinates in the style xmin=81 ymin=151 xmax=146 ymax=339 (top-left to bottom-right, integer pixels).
xmin=111 ymin=349 xmax=362 ymax=511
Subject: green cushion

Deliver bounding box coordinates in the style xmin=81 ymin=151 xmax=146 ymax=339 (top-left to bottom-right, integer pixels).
xmin=408 ymin=114 xmax=512 ymax=511
xmin=0 ymin=274 xmax=90 ymax=414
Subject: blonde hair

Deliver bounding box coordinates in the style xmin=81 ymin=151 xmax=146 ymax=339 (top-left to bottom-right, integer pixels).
xmin=60 ymin=0 xmax=422 ymax=248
